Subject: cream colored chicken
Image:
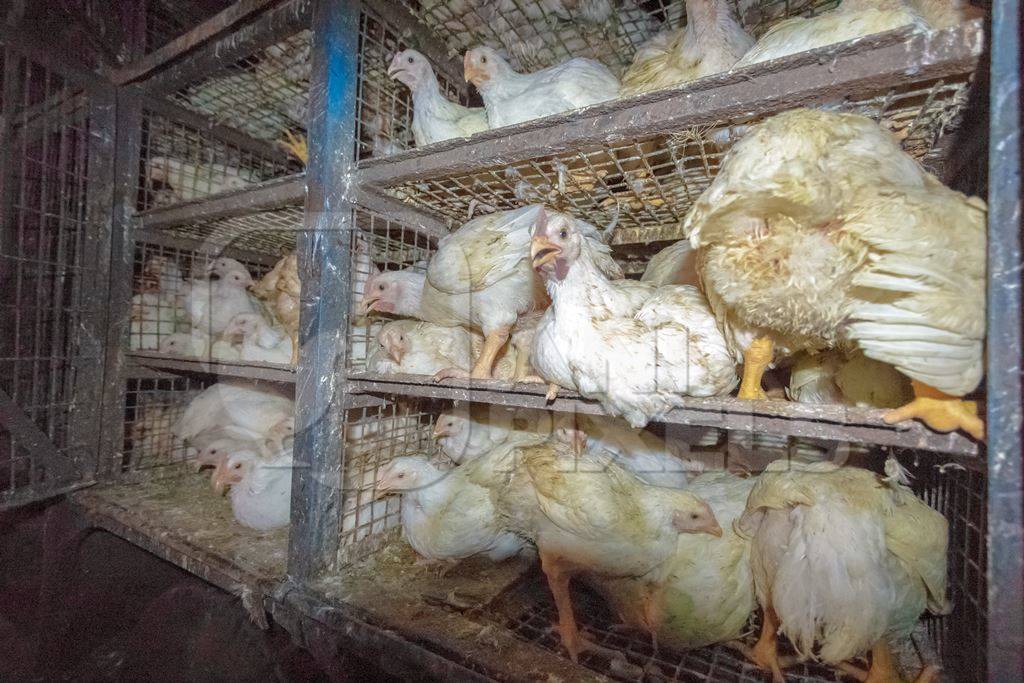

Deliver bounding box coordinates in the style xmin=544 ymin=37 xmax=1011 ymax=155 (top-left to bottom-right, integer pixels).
xmin=433 ymin=404 xmax=553 ymax=463
xmin=479 ymin=438 xmax=722 ymax=661
xmin=734 ymin=0 xmax=968 ymax=68
xmin=788 ymin=350 xmax=913 ymax=408
xmin=251 ymin=253 xmax=300 ymax=365
xmin=621 ymin=0 xmax=752 ymax=96
xmin=735 ymin=460 xmax=949 ymax=682
xmin=530 ymin=209 xmax=738 ymax=427
xmin=640 ymin=239 xmax=701 ymax=287
xmin=683 ymin=108 xmax=986 ymax=438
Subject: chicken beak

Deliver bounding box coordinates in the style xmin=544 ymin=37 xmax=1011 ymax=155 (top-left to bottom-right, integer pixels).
xmin=357 ymin=294 xmax=378 ymax=316
xmin=706 ymin=521 xmax=724 ymax=537
xmin=212 ymin=470 xmax=229 ymax=496
xmin=431 ymin=423 xmax=447 ymax=440
xmin=463 ymin=55 xmax=487 ymax=85
xmin=386 ymin=343 xmax=404 ymax=364
xmin=531 ymin=236 xmax=562 ymax=271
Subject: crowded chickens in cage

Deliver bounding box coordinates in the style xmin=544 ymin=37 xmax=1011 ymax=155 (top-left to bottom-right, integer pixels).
xmin=131 ymin=253 xmax=300 ymax=367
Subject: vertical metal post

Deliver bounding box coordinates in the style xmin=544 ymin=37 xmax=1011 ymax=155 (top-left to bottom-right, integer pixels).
xmin=986 ymin=0 xmax=1023 ymax=679
xmin=288 ymin=0 xmax=359 ymax=581
xmin=95 ymin=90 xmax=144 ymax=482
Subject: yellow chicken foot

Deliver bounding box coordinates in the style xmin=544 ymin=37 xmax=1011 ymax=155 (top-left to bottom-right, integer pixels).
xmin=539 ymin=550 xmax=587 ymax=663
xmin=883 ymin=380 xmax=984 ymax=440
xmin=545 ymin=383 xmax=560 ymax=402
xmin=837 ymin=640 xmax=940 ymax=683
xmin=281 ymin=129 xmax=308 ymax=165
xmin=730 ymin=606 xmax=787 ymax=683
xmin=737 ymin=337 xmax=774 ymax=400
xmin=470 ymin=327 xmax=511 ymax=379
xmin=432 ymin=367 xmax=471 ymax=383
xmin=289 ymin=332 xmax=299 ymax=366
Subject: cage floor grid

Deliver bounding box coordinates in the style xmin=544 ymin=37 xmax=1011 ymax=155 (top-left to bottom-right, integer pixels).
xmin=501 ymin=577 xmax=846 ymax=683
xmin=72 ymin=474 xmax=288 ymax=586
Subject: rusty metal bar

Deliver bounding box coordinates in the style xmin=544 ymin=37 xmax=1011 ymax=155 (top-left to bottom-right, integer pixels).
xmin=138 ymin=175 xmax=305 ymax=230
xmin=347 ymin=374 xmax=979 ymax=457
xmin=111 ymin=0 xmax=283 ymax=85
xmin=127 ymin=353 xmax=297 ymax=384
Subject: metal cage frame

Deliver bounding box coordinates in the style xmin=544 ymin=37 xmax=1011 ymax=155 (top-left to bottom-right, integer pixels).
xmin=0 ymin=0 xmax=1020 ymax=680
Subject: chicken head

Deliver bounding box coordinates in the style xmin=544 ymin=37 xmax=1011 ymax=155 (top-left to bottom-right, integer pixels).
xmin=212 ymin=450 xmax=255 ymax=495
xmin=195 ymin=439 xmax=233 ymax=472
xmin=378 ymin=323 xmax=408 ymax=364
xmin=359 ymin=272 xmax=402 ymax=315
xmin=206 ymin=257 xmax=251 ymax=280
xmin=463 ymin=46 xmax=508 ymax=88
xmin=223 ymin=312 xmax=262 ymax=342
xmin=388 ymin=49 xmax=433 ymax=90
xmin=672 ymin=502 xmax=722 ymax=536
xmin=374 ymin=455 xmax=444 ymax=497
xmin=530 ymin=208 xmax=581 ymax=281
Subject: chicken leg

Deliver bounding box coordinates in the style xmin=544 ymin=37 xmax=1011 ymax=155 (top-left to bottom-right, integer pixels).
xmin=732 ymin=606 xmax=786 ymax=683
xmin=883 ymin=380 xmax=984 ymax=440
xmin=470 ymin=326 xmax=511 ymax=379
xmin=539 ymin=550 xmax=588 ymax=663
xmin=281 ymin=130 xmax=308 ymax=165
xmin=737 ymin=337 xmax=773 ymax=400
xmin=289 ymin=331 xmax=299 ymax=366
xmin=838 ymin=639 xmax=941 ymax=683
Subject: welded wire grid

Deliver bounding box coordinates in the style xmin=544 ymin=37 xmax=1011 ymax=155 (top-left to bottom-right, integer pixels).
xmin=0 ymin=49 xmax=103 ymax=500
xmin=138 ymin=111 xmax=300 ymax=211
xmin=168 ymin=30 xmax=312 ymax=143
xmin=129 ymin=241 xmax=273 ymax=357
xmin=158 ymin=204 xmax=304 ymax=254
xmin=402 ymin=0 xmax=836 ymax=75
xmin=899 ymin=453 xmax=987 ymax=683
xmin=339 ymin=398 xmax=444 ymax=556
xmin=356 ymin=8 xmax=468 ymax=160
xmin=386 ymin=76 xmax=970 ymax=244
xmin=502 ymin=575 xmax=846 ymax=682
xmin=347 ymin=209 xmax=438 ymax=373
xmin=144 ymin=0 xmax=234 ymax=54
xmin=121 ymin=376 xmax=205 ymax=477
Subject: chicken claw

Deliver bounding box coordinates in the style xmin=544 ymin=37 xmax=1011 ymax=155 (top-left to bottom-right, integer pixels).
xmin=545 ymin=383 xmax=560 ymax=402
xmin=280 ymin=129 xmax=308 ymax=165
xmin=737 ymin=337 xmax=773 ymax=400
xmin=433 ymin=367 xmax=471 ymax=383
xmin=730 ymin=606 xmax=787 ymax=683
xmin=883 ymin=380 xmax=984 ymax=440
xmin=837 ymin=640 xmax=940 ymax=683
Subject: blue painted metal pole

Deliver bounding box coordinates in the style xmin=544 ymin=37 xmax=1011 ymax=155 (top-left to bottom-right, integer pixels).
xmin=987 ymin=0 xmax=1023 ymax=679
xmin=288 ymin=0 xmax=360 ymax=581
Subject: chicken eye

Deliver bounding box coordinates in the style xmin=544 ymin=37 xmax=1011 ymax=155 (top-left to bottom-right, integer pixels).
xmin=210 ymin=449 xmax=218 ymax=454
xmin=233 ymin=462 xmax=242 ymax=469
xmin=397 ymin=472 xmax=405 ymax=478
xmin=407 ymin=56 xmax=414 ymax=64
xmin=481 ymin=56 xmax=487 ymax=64
xmin=690 ymin=513 xmax=699 ymax=520
xmin=559 ymin=229 xmax=568 ymax=239
xmin=378 ymin=283 xmax=386 ymax=291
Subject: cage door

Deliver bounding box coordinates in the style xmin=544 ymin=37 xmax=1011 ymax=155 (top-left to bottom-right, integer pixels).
xmin=0 ymin=43 xmax=115 ymax=508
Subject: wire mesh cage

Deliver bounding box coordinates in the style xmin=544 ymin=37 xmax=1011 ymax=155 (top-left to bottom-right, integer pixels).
xmin=143 ymin=0 xmax=235 ymax=55
xmin=347 ymin=207 xmax=439 ymax=374
xmin=356 ymin=8 xmax=470 ymax=160
xmin=137 ymin=109 xmax=301 ymax=211
xmin=0 ymin=45 xmax=111 ymax=503
xmin=400 ymin=0 xmax=838 ymax=76
xmin=339 ymin=397 xmax=445 ymax=558
xmin=129 ymin=239 xmax=277 ymax=358
xmin=379 ymin=74 xmax=971 ymax=243
xmin=120 ymin=375 xmax=204 ymax=478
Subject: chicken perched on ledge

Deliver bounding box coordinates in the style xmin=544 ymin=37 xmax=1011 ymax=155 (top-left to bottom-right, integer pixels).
xmin=367 ymin=319 xmax=476 ymax=376
xmin=433 ymin=404 xmax=553 ymax=463
xmin=530 ymin=209 xmax=738 ymax=427
xmin=620 ymin=0 xmax=752 ymax=96
xmin=682 ymin=108 xmax=986 ymax=438
xmin=735 ymin=459 xmax=949 ymax=682
xmin=389 ymin=49 xmax=487 ymax=147
xmin=464 ymin=46 xmax=619 ymax=128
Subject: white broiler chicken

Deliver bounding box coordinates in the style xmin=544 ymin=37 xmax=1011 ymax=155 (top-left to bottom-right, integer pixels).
xmin=212 ymin=445 xmax=293 ymax=531
xmin=553 ymin=413 xmax=703 ymax=489
xmin=735 ymin=459 xmax=949 ymax=682
xmin=735 ymin=0 xmax=930 ymax=68
xmin=530 ymin=209 xmax=738 ymax=427
xmin=621 ymin=0 xmax=752 ymax=96
xmin=172 ymin=382 xmax=294 ymax=450
xmin=222 ymin=313 xmax=294 ymax=365
xmin=640 ymin=239 xmax=701 ymax=287
xmin=129 ymin=293 xmax=181 ymax=351
xmin=483 ymin=439 xmax=723 ymax=661
xmin=464 ymin=46 xmax=619 ymax=128
xmin=388 ymin=49 xmax=488 ymax=147
xmin=788 ymin=350 xmax=913 ymax=408
xmin=432 ymin=404 xmax=552 ymax=463
xmin=374 ymin=454 xmax=525 ymax=564
xmin=682 ymin=108 xmax=986 ymax=438
xmin=367 ymin=319 xmax=476 ymax=377
xmin=186 ymin=268 xmax=259 ymax=338
xmin=158 ymin=331 xmax=211 ymax=359
xmin=146 ymin=156 xmax=259 ymax=205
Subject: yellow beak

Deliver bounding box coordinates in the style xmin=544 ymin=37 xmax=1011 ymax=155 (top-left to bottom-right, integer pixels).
xmin=530 ymin=236 xmax=561 ymax=270
xmin=431 ymin=422 xmax=446 ymax=439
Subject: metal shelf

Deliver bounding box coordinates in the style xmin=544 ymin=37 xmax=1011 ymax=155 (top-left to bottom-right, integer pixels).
xmin=347 ymin=372 xmax=979 ymax=457
xmin=128 ymin=352 xmax=297 ymax=383
xmin=358 ymin=20 xmax=983 ymax=244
